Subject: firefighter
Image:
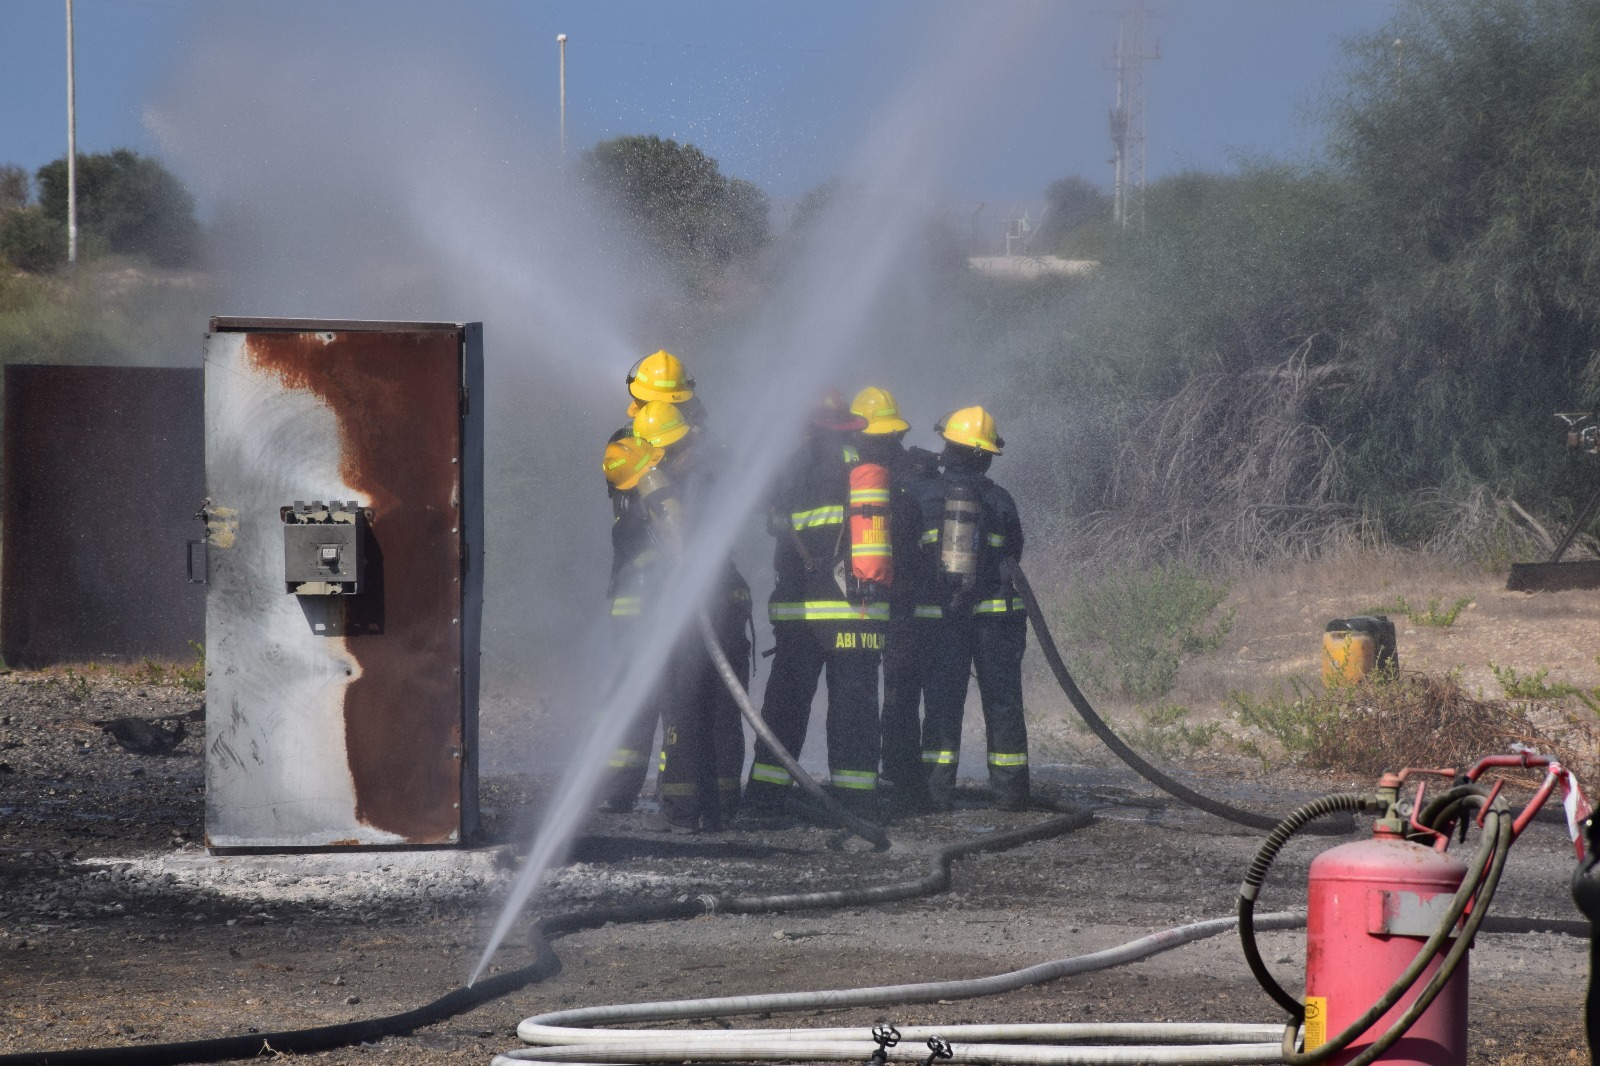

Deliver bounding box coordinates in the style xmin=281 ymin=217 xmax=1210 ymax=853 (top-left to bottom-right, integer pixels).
xmin=632 ymin=400 xmax=752 ymax=831
xmin=849 ymin=386 xmax=941 ymax=814
xmin=596 ymin=349 xmax=702 ymax=811
xmin=914 ymin=406 xmax=1031 ymax=811
xmin=745 ymin=390 xmax=890 ymax=820
xmin=597 ymin=435 xmax=668 ymax=813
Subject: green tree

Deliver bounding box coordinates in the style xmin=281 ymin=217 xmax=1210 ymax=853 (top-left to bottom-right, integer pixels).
xmin=0 ymin=209 xmax=67 ymax=272
xmin=35 ymin=149 xmax=199 ymax=267
xmin=582 ymin=135 xmax=769 ymax=276
xmin=0 ymin=165 xmax=27 ymax=214
xmin=1036 ymin=176 xmax=1111 ymax=254
xmin=1323 ymin=0 xmax=1600 ymax=518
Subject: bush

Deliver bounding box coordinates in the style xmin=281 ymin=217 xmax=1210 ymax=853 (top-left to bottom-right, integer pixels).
xmin=1231 ymin=670 xmax=1589 ymax=775
xmin=0 ymin=208 xmax=67 ymax=272
xmin=1124 ymin=702 xmax=1220 ymax=761
xmin=1361 ymin=596 xmax=1471 ymax=627
xmin=1058 ymin=562 xmax=1233 ymax=701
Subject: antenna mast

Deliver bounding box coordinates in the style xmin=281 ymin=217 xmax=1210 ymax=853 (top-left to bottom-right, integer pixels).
xmin=1109 ymin=0 xmax=1158 ymax=229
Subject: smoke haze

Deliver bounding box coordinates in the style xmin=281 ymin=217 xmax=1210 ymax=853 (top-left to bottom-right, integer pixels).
xmin=138 ymin=0 xmax=1070 ymax=976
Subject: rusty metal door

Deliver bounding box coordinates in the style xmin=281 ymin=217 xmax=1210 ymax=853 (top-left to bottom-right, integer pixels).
xmin=1 ymin=365 xmax=205 ymax=667
xmin=203 ymin=318 xmax=482 ymax=849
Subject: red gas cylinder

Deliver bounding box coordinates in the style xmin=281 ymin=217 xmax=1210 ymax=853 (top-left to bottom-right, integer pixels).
xmin=1305 ymin=833 xmax=1468 ymax=1065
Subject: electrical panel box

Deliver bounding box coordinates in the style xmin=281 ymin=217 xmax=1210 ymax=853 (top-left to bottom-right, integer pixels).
xmin=203 ymin=318 xmax=483 ymax=850
xmin=283 ymin=501 xmax=367 ymax=595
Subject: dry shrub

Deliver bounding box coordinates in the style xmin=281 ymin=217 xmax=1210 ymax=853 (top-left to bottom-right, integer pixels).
xmin=1413 ymin=483 xmax=1553 ymax=566
xmin=1085 ymin=342 xmax=1371 ymax=565
xmin=1235 ymin=670 xmax=1599 ymax=783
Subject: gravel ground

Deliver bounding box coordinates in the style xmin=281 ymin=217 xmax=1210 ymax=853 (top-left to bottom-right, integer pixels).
xmin=0 ymin=668 xmax=1592 ymax=1065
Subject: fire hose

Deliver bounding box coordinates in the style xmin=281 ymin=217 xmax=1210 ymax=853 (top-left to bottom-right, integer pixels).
xmin=1004 ymin=559 xmax=1346 ymax=834
xmin=698 ymin=611 xmax=890 ymax=850
xmin=498 ymin=913 xmax=1309 ymax=1066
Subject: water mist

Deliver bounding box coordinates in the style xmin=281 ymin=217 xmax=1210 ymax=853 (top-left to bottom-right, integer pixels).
xmin=469 ymin=2 xmax=1059 ymax=985
xmin=142 ymin=0 xmax=1063 ymax=990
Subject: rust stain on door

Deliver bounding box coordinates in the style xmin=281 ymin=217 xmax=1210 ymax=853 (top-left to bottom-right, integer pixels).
xmin=245 ymin=330 xmax=463 ymax=842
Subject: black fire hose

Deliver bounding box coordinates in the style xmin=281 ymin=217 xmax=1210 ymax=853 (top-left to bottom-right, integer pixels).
xmin=0 ymin=811 xmax=1091 ymax=1066
xmin=1004 ymin=558 xmax=1347 ymax=834
xmin=1237 ymin=786 xmax=1513 ymax=1066
xmin=0 ymin=939 xmax=563 ymax=1066
xmin=697 ymin=611 xmax=890 ymax=850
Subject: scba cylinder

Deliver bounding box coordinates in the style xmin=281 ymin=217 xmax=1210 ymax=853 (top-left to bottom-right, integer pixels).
xmin=1305 ymin=836 xmax=1468 ymax=1065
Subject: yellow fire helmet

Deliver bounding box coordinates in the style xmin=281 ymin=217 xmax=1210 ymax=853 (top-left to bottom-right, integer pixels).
xmin=935 ymin=405 xmax=1004 ymax=455
xmin=850 ymin=386 xmax=910 ymax=435
xmin=626 ymin=350 xmax=695 ymax=405
xmin=633 ymin=400 xmax=692 ymax=450
xmin=602 ymin=437 xmax=661 ymax=492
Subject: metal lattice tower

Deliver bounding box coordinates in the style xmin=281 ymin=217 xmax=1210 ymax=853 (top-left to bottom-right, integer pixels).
xmin=1109 ymin=1 xmax=1158 ymax=229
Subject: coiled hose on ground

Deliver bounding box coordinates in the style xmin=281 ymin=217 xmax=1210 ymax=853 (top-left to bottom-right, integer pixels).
xmin=1237 ymin=786 xmax=1513 ymax=1066
xmin=0 ymin=811 xmax=1092 ymax=1066
xmin=1005 ymin=559 xmax=1348 ymax=835
xmin=500 ymin=912 xmax=1310 ymax=1065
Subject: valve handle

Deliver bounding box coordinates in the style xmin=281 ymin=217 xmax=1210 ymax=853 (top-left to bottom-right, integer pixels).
xmin=920 ymin=1036 xmax=953 ymax=1066
xmin=864 ymin=1024 xmax=901 ymax=1066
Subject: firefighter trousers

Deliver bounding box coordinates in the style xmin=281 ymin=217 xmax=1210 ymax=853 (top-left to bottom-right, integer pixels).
xmin=921 ymin=615 xmax=1029 ymax=808
xmin=879 ymin=613 xmax=934 ymax=803
xmin=600 ymin=618 xmax=663 ymax=811
xmin=746 ymin=619 xmax=883 ymax=808
xmin=658 ymin=616 xmax=750 ymax=827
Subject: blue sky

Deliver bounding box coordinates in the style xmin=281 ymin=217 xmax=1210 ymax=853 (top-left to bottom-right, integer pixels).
xmin=3 ymin=0 xmax=1402 ymax=210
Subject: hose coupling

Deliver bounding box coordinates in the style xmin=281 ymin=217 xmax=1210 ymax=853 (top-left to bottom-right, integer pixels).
xmin=919 ymin=1035 xmax=953 ymax=1066
xmin=865 ymin=1024 xmax=900 ymax=1066
xmin=695 ymin=893 xmax=720 ymax=915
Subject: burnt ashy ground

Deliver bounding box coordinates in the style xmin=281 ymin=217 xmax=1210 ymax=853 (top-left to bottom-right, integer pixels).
xmin=0 ymin=667 xmax=1591 ymax=1066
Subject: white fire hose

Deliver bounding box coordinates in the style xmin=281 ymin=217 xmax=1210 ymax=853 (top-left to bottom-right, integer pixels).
xmin=493 ymin=912 xmax=1306 ymax=1066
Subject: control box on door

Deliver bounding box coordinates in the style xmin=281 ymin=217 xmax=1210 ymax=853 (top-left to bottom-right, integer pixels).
xmin=282 ymin=500 xmax=368 ymax=595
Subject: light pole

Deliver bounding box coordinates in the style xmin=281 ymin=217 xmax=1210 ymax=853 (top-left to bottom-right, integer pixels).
xmin=557 ymin=34 xmax=568 ymax=159
xmin=65 ymin=0 xmax=78 ymax=267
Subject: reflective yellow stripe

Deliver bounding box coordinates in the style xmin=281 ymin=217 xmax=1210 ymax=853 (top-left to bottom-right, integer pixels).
xmin=831 ymin=769 xmax=877 ymax=790
xmin=660 ymin=783 xmax=697 ymax=797
xmin=770 ymin=601 xmax=891 ymax=622
xmin=973 ymin=598 xmax=1012 ymax=614
xmin=1013 ymin=597 xmax=1026 ymax=611
xmin=920 ymin=529 xmax=939 ymax=545
xmin=658 ymin=749 xmax=668 ymax=771
xmin=986 ymin=533 xmax=1005 ymax=547
xmin=611 ymin=597 xmax=642 ymax=617
xmin=607 ymin=749 xmax=646 ymax=769
xmin=850 ymin=488 xmax=890 ymax=505
xmin=852 ymin=545 xmax=892 ymax=557
xmin=922 ymin=750 xmax=957 ymax=765
xmin=717 ymin=778 xmax=741 ymax=791
xmin=751 ymin=762 xmax=791 ymax=786
xmin=988 ymin=752 xmax=1029 ymax=767
xmin=913 ymin=605 xmax=944 ymax=619
xmin=842 ymin=446 xmax=860 ymax=462
xmin=790 ymin=505 xmax=845 ymax=529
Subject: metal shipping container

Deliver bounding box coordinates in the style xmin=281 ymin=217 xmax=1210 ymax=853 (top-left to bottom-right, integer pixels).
xmin=1 ymin=365 xmax=205 ymax=667
xmin=203 ymin=318 xmax=483 ymax=849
